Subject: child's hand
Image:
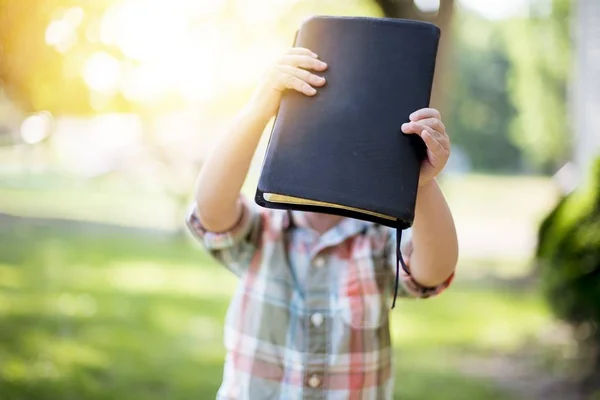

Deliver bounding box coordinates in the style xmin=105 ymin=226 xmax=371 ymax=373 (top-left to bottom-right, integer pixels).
xmin=248 ymin=47 xmax=328 ymax=120
xmin=401 ymin=108 xmax=450 ymax=187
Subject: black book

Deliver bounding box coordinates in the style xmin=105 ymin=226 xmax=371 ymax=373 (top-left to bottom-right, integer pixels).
xmin=254 ymin=15 xmax=440 ymax=307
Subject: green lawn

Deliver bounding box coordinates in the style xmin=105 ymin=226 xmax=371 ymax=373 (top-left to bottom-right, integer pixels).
xmin=0 ymin=172 xmax=558 ymax=238
xmin=0 ymin=173 xmax=565 ymax=399
xmin=0 ymin=186 xmax=179 ymax=231
xmin=0 ymin=212 xmax=559 ymax=400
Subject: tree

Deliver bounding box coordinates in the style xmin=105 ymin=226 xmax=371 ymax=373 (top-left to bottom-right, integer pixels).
xmin=503 ymin=0 xmax=572 ymax=173
xmin=374 ymin=0 xmax=455 ymax=115
xmin=444 ymin=9 xmax=522 ymax=173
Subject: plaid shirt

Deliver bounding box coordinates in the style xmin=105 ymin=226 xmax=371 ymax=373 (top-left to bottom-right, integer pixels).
xmin=187 ymin=196 xmax=453 ymax=400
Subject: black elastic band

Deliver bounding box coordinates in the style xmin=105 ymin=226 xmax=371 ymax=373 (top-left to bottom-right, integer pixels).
xmin=391 ymin=228 xmax=409 ymax=309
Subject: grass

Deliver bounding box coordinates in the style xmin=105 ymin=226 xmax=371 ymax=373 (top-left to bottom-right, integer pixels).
xmin=0 ymin=186 xmax=179 ymax=231
xmin=0 ymin=219 xmax=226 ymax=400
xmin=0 ymin=171 xmax=558 ymax=232
xmin=0 ymin=212 xmax=559 ymax=400
xmin=0 ymin=173 xmax=564 ymax=398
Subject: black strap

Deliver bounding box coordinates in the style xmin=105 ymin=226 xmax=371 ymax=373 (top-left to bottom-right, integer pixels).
xmin=391 ymin=227 xmax=409 ymax=309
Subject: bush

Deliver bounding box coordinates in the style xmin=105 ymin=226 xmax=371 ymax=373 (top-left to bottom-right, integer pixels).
xmin=537 ymin=157 xmax=600 ymax=385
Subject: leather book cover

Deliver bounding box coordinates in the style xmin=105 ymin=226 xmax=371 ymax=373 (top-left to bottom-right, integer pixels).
xmin=255 ymin=15 xmax=440 ymax=230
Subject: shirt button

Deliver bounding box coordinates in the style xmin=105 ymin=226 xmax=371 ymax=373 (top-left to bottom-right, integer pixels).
xmin=308 ymin=374 xmax=321 ymax=388
xmin=311 ymin=312 xmax=324 ymax=327
xmin=313 ymin=257 xmax=325 ymax=268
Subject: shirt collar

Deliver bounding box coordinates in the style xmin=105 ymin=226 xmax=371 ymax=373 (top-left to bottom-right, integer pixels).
xmin=284 ymin=210 xmax=371 ymax=239
xmin=289 ymin=210 xmax=312 ymax=229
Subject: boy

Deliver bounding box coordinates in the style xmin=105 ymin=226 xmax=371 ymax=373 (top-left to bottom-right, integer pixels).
xmin=187 ymin=47 xmax=458 ymax=399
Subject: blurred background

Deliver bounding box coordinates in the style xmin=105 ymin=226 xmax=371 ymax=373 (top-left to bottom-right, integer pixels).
xmin=0 ymin=0 xmax=599 ymax=399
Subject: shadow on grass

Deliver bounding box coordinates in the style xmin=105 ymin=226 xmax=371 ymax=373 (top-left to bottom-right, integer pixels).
xmin=0 ymin=300 xmax=227 ymax=399
xmin=393 ymin=361 xmax=513 ymax=400
xmin=1 ymin=356 xmax=224 ymax=400
xmin=0 ymin=214 xmax=229 ymax=399
xmin=0 ymin=282 xmax=229 ymax=400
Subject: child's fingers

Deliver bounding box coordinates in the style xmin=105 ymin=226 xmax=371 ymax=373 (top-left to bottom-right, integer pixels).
xmin=413 ymin=117 xmax=446 ymax=134
xmin=274 ymin=72 xmax=317 ymax=96
xmin=401 ymin=121 xmax=434 ymax=136
xmin=277 ymin=65 xmax=326 ymax=87
xmin=287 ymin=47 xmax=318 ymax=58
xmin=422 ymin=130 xmax=445 ymax=156
xmin=279 ymin=55 xmax=328 ymax=71
xmin=401 ymin=122 xmax=450 ymax=151
xmin=409 ymin=108 xmax=441 ymax=122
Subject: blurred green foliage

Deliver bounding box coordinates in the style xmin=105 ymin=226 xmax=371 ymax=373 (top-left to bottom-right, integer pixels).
xmin=0 ymin=0 xmax=575 ymax=174
xmin=445 ymin=9 xmax=521 ymax=173
xmin=503 ymin=0 xmax=572 ymax=172
xmin=538 ymin=158 xmax=600 ymax=325
xmin=537 ymin=157 xmax=600 ymax=380
xmin=447 ymin=0 xmax=571 ymax=174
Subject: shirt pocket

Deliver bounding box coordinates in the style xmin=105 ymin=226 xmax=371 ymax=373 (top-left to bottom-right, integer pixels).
xmin=337 ymin=238 xmax=389 ymax=330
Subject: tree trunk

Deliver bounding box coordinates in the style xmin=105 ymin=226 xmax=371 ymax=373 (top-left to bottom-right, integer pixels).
xmin=374 ymin=0 xmax=455 ymax=116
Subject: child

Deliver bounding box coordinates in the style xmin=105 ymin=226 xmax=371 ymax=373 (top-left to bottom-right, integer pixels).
xmin=187 ymin=47 xmax=458 ymax=399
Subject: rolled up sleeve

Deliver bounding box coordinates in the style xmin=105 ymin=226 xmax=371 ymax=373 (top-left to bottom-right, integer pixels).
xmin=186 ymin=196 xmax=263 ymax=276
xmin=386 ymin=228 xmax=455 ymax=299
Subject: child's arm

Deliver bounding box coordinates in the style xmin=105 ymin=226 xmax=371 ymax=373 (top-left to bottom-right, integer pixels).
xmin=409 ymin=180 xmax=458 ymax=287
xmin=400 ymin=108 xmax=458 ymax=288
xmin=194 ymin=48 xmax=328 ymax=232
